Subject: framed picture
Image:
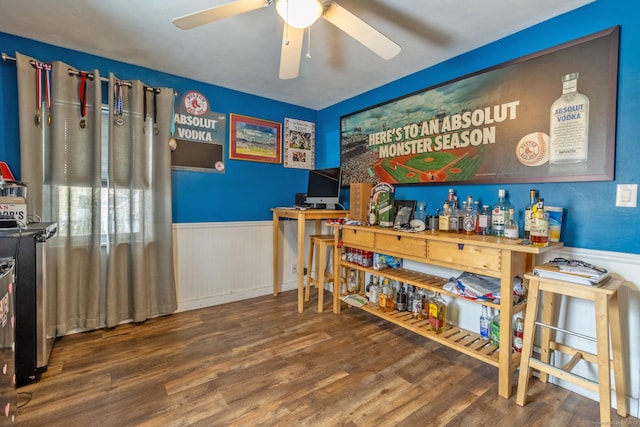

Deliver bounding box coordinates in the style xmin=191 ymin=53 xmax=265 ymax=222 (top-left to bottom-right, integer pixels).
xmin=283 ymin=117 xmax=315 ymax=169
xmin=394 ymin=199 xmax=416 ymax=221
xmin=229 ymin=114 xmax=282 ymax=163
xmin=340 ymin=26 xmax=619 ymax=186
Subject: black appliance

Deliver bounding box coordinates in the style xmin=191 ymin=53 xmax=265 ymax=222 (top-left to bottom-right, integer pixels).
xmin=0 ymin=222 xmax=57 ymax=386
xmin=0 ymin=258 xmax=15 ymax=422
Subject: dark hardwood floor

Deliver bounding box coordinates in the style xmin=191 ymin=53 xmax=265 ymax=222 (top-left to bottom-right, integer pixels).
xmin=16 ymin=289 xmax=629 ymax=426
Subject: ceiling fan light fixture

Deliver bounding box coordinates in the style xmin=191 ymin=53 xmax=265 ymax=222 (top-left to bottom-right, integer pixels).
xmin=276 ymin=0 xmax=323 ymax=29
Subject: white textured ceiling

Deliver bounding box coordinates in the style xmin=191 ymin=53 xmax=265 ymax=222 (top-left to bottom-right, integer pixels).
xmin=0 ymin=0 xmax=593 ymax=110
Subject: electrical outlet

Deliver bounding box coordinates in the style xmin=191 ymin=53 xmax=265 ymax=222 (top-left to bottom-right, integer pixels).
xmin=291 ymin=264 xmax=297 ymax=275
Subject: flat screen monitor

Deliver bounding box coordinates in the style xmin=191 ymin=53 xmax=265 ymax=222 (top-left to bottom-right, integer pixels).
xmin=305 ymin=167 xmax=341 ymax=209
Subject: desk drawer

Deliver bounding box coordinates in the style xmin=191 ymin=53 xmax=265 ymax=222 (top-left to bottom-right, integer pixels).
xmin=341 ymin=228 xmax=375 ymax=248
xmin=428 ymin=241 xmax=501 ymax=274
xmin=375 ymin=233 xmax=427 ymax=259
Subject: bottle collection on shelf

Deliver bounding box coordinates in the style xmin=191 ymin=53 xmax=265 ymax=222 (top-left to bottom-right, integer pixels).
xmin=354 ymin=271 xmax=523 ymax=350
xmin=362 ymin=273 xmax=448 ymax=334
xmin=397 ymin=188 xmax=552 ymax=246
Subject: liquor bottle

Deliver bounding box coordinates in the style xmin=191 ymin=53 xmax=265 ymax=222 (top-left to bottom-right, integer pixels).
xmin=479 ymin=204 xmax=491 ymax=236
xmin=438 ymin=202 xmax=450 ymax=232
xmin=386 ymin=279 xmax=396 ymax=311
xmin=550 ymin=72 xmax=590 ymax=164
xmin=504 ymin=208 xmax=519 ymax=239
xmin=365 ymin=275 xmax=374 ymax=299
xmin=530 ymin=198 xmax=550 ymax=247
xmin=480 ymin=305 xmax=490 ymax=340
xmin=513 ymin=317 xmax=524 ymax=352
xmin=379 ymin=279 xmax=388 ymax=310
xmin=428 ymin=293 xmax=447 ymax=334
xmin=396 ymin=283 xmax=407 ymax=311
xmin=490 ymin=310 xmax=500 ymax=347
xmin=463 ymin=195 xmax=477 ymax=235
xmin=412 ymin=288 xmax=424 ymax=319
xmin=406 ymin=285 xmax=414 ymax=313
xmin=491 ymin=189 xmax=513 ymax=237
xmin=347 ymin=269 xmax=358 ymax=294
xmin=523 ymin=189 xmax=538 ymax=242
xmin=473 ymin=200 xmax=481 ymax=234
xmin=414 ymin=202 xmax=427 ymax=225
xmin=369 ymin=282 xmax=380 ymax=305
xmin=449 ymin=198 xmax=459 ymax=233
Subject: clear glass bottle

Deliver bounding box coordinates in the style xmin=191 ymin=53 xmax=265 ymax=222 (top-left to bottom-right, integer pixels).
xmin=530 ymin=198 xmax=550 ymax=247
xmin=550 ymin=72 xmax=590 ymax=164
xmin=513 ymin=317 xmax=524 ymax=352
xmin=412 ymin=288 xmax=424 ymax=319
xmin=504 ymin=208 xmax=519 ymax=239
xmin=347 ymin=269 xmax=358 ymax=294
xmin=480 ymin=305 xmax=490 ymax=340
xmin=479 ymin=204 xmax=491 ymax=236
xmin=414 ymin=202 xmax=427 ymax=225
xmin=463 ymin=195 xmax=477 ymax=235
xmin=369 ymin=282 xmax=380 ymax=305
xmin=523 ymin=189 xmax=538 ymax=243
xmin=428 ymin=293 xmax=447 ymax=334
xmin=365 ymin=274 xmax=374 ymax=299
xmin=386 ymin=279 xmax=396 ymax=311
xmin=491 ymin=189 xmax=513 ymax=237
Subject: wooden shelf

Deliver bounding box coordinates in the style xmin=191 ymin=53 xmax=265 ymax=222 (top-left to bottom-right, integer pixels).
xmin=333 ymin=224 xmax=561 ymax=399
xmin=340 ymin=262 xmax=526 ymax=313
xmin=354 ymin=299 xmax=521 ymax=369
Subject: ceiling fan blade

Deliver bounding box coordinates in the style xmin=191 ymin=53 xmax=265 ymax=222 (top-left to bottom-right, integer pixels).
xmin=323 ymin=2 xmax=401 ymax=60
xmin=279 ymin=24 xmax=304 ymax=80
xmin=173 ymin=0 xmax=269 ymax=30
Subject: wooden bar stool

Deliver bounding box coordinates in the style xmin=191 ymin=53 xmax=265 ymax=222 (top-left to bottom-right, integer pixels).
xmin=516 ymin=273 xmax=627 ymax=425
xmin=304 ymin=234 xmax=335 ymax=312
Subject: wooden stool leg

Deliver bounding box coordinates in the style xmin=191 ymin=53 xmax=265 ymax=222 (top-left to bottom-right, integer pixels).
xmin=317 ymin=243 xmax=326 ymax=312
xmin=516 ymin=277 xmax=541 ymax=406
xmin=609 ymin=290 xmax=628 ymax=417
xmin=538 ymin=289 xmax=557 ymax=384
xmin=305 ymin=240 xmax=314 ymax=303
xmin=594 ymin=293 xmax=612 ymax=425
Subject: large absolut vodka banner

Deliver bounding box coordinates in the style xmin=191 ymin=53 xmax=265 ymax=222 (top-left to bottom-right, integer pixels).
xmin=340 ymin=27 xmax=619 ymax=186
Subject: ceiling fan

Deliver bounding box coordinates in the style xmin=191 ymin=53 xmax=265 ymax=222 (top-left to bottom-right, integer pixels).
xmin=172 ymin=0 xmax=401 ymax=79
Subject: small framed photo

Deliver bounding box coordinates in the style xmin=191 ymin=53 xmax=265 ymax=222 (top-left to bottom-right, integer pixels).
xmin=394 ymin=200 xmax=416 ymax=218
xmin=229 ymin=114 xmax=282 ymax=163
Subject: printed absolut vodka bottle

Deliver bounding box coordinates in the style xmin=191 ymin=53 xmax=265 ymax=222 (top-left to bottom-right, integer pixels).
xmin=549 ymin=72 xmax=590 ymax=164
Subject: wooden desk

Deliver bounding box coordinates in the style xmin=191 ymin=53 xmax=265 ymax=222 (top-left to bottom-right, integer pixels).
xmin=271 ymin=208 xmax=348 ymax=313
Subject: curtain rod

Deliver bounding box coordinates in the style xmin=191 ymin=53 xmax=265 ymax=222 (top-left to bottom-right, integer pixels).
xmin=2 ymin=52 xmax=161 ymax=93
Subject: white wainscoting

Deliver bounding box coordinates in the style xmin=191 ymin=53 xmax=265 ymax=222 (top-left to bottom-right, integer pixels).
xmin=172 ymin=221 xmax=639 ymax=417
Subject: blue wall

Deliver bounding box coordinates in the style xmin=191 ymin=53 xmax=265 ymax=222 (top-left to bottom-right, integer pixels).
xmin=0 ymin=0 xmax=638 ymax=254
xmin=0 ymin=32 xmax=317 ymax=223
xmin=319 ymin=0 xmax=640 ymax=254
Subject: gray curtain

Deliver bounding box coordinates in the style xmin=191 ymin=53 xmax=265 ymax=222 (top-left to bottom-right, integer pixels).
xmin=16 ymin=53 xmax=176 ymax=334
xmin=105 ymin=74 xmax=176 ymax=327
